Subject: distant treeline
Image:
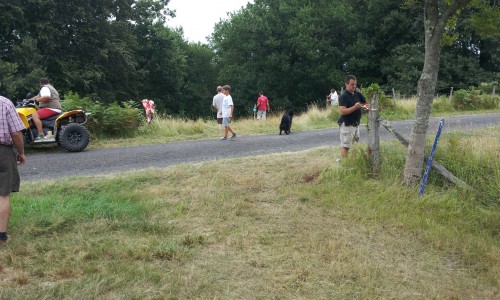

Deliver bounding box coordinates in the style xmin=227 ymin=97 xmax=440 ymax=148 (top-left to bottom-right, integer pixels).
xmin=1 ymin=0 xmax=498 ymax=118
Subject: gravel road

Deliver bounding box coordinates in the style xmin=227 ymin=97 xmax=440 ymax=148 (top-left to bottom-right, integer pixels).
xmin=19 ymin=113 xmax=499 ymax=181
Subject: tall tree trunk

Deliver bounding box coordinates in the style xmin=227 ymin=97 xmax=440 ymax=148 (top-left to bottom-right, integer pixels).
xmin=403 ymin=0 xmax=471 ymax=186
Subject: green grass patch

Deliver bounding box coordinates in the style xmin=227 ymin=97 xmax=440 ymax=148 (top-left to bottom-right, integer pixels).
xmin=1 ymin=128 xmax=499 ymax=298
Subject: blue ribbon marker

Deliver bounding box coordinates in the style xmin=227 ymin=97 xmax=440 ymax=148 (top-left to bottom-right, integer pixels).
xmin=419 ymin=119 xmax=445 ymax=197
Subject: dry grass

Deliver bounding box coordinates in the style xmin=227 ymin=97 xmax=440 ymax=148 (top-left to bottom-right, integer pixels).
xmin=86 ymin=98 xmax=499 ymax=150
xmin=1 ymin=130 xmax=499 ymax=298
xmin=395 ymin=96 xmax=418 ymax=111
xmin=89 ymin=105 xmax=336 ymax=149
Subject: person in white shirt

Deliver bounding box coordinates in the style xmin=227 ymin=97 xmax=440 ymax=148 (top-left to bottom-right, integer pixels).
xmin=30 ymin=78 xmax=62 ymax=141
xmin=212 ymin=86 xmax=224 ymax=133
xmin=329 ymin=88 xmax=339 ymax=106
xmin=220 ymin=85 xmax=237 ymax=140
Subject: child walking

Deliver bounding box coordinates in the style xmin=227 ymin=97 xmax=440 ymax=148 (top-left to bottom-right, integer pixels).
xmin=220 ymin=85 xmax=237 ymax=140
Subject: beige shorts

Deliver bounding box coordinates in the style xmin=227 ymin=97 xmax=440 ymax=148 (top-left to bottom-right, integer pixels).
xmin=257 ymin=110 xmax=267 ymax=120
xmin=339 ymin=123 xmax=359 ymax=148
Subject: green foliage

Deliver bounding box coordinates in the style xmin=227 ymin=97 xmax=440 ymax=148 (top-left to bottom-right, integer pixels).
xmin=433 ymin=133 xmax=499 ymax=205
xmin=452 ymin=89 xmax=471 ymax=110
xmin=7 ymin=142 xmax=499 ymax=297
xmin=381 ymin=44 xmax=423 ymax=96
xmin=328 ymin=107 xmax=340 ymax=123
xmin=176 ymin=42 xmax=219 ymax=118
xmin=271 ymin=96 xmax=294 ymax=112
xmin=12 ymin=181 xmax=148 ymax=235
xmin=451 ymin=88 xmax=500 ymax=110
xmin=337 ymin=131 xmax=499 ymax=206
xmin=1 ymin=0 xmax=499 ymax=120
xmin=102 ymin=102 xmax=144 ymax=137
xmin=469 ymin=2 xmax=500 ymax=38
xmin=432 ymin=96 xmax=455 ymax=113
xmin=478 ymin=82 xmax=498 ymax=94
xmin=363 ymin=83 xmax=396 ymax=110
xmin=61 ymin=91 xmax=144 ymax=137
xmin=212 ymin=0 xmax=355 ymax=113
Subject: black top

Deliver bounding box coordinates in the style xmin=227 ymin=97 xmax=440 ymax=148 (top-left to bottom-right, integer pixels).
xmin=337 ymin=90 xmax=366 ymax=126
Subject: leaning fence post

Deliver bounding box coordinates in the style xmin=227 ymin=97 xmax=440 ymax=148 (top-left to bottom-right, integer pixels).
xmin=368 ymin=93 xmax=380 ymax=178
xmin=419 ymin=119 xmax=445 ymax=197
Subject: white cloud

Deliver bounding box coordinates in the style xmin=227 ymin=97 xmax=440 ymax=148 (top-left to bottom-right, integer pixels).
xmin=167 ymin=0 xmax=253 ymax=43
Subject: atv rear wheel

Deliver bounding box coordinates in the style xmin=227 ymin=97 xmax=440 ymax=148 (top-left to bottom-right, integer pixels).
xmin=58 ymin=123 xmax=90 ymax=152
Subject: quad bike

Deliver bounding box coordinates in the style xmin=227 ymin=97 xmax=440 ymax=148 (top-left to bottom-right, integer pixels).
xmin=16 ymin=98 xmax=91 ymax=152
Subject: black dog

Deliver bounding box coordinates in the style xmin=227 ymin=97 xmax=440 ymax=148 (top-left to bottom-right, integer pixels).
xmin=279 ymin=109 xmax=295 ymax=135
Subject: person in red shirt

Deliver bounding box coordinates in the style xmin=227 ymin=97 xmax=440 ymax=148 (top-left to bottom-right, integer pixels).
xmin=256 ymin=91 xmax=270 ymax=120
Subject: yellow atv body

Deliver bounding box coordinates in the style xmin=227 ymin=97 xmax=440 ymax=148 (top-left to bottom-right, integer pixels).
xmin=16 ymin=99 xmax=91 ymax=152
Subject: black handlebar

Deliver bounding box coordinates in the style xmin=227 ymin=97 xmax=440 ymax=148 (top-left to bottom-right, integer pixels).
xmin=16 ymin=99 xmax=37 ymax=107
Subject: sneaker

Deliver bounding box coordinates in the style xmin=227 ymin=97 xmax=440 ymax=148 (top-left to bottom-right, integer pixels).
xmin=44 ymin=135 xmax=56 ymax=142
xmin=0 ymin=235 xmax=10 ymax=247
xmin=34 ymin=135 xmax=45 ymax=142
xmin=335 ymin=158 xmax=341 ymax=164
xmin=220 ymin=137 xmax=227 ymax=140
xmin=230 ymin=133 xmax=237 ymax=140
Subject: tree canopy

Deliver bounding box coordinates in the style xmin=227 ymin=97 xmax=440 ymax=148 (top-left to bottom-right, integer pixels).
xmin=0 ymin=0 xmax=498 ymax=118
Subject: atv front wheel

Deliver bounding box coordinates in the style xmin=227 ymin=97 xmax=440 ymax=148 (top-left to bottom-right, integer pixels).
xmin=58 ymin=123 xmax=90 ymax=152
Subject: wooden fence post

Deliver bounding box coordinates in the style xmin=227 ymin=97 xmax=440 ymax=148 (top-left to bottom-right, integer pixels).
xmin=493 ymin=84 xmax=496 ymax=96
xmin=392 ymin=88 xmax=397 ymax=106
xmin=368 ymin=93 xmax=380 ymax=178
xmin=449 ymin=87 xmax=454 ymax=101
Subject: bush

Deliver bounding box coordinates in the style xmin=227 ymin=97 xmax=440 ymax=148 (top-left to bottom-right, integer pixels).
xmin=451 ymin=88 xmax=500 ymax=110
xmin=61 ymin=91 xmax=144 ymax=137
xmin=432 ymin=96 xmax=454 ymax=113
xmin=478 ymin=82 xmax=498 ymax=94
xmin=328 ymin=107 xmax=340 ymax=123
xmin=434 ymin=134 xmax=499 ymax=205
xmin=479 ymin=94 xmax=500 ymax=110
xmin=272 ymin=96 xmax=294 ymax=112
xmin=363 ymin=83 xmax=396 ymax=110
xmin=101 ymin=101 xmax=144 ymax=136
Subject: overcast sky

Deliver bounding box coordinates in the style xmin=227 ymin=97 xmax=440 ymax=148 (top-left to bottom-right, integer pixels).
xmin=166 ymin=0 xmax=254 ymax=43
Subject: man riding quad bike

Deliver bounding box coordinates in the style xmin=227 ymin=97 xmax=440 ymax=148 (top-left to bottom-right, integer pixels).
xmin=16 ymin=97 xmax=90 ymax=152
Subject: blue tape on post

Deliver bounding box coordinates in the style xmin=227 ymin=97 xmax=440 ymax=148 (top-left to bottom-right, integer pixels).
xmin=419 ymin=119 xmax=445 ymax=197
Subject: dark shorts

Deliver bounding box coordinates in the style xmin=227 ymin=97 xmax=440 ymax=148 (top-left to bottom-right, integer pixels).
xmin=0 ymin=145 xmax=20 ymax=196
xmin=217 ymin=118 xmax=222 ymax=125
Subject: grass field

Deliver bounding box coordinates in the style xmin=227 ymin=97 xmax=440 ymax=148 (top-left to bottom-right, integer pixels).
xmin=1 ymin=127 xmax=499 ymax=298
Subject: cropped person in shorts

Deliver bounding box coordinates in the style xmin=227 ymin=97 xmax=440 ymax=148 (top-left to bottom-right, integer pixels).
xmin=212 ymin=86 xmax=224 ymax=133
xmin=220 ymin=85 xmax=237 ymax=140
xmin=337 ymin=75 xmax=366 ymax=159
xmin=255 ymin=91 xmax=270 ymax=120
xmin=30 ymin=78 xmax=62 ymax=141
xmin=0 ymin=95 xmax=26 ymax=246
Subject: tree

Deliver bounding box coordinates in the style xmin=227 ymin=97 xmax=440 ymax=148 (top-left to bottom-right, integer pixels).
xmin=179 ymin=42 xmax=218 ymax=118
xmin=403 ymin=0 xmax=500 ymax=185
xmin=211 ymin=0 xmax=356 ymax=113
